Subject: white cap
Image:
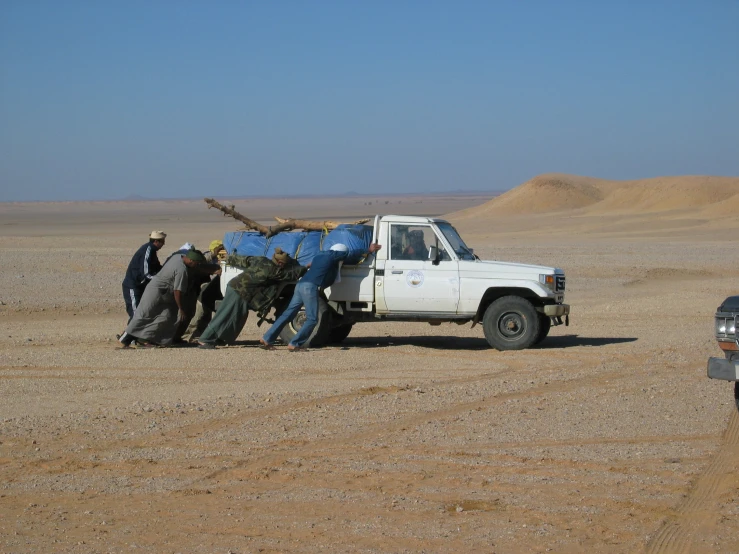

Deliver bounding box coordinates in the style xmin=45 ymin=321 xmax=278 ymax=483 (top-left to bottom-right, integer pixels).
xmin=329 ymin=243 xmax=348 ymax=252
xmin=179 ymin=242 xmax=193 ymax=251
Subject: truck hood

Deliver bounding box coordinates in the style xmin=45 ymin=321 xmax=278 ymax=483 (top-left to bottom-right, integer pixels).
xmin=718 ymin=295 xmax=739 ymax=313
xmin=459 ymin=259 xmax=563 ymax=276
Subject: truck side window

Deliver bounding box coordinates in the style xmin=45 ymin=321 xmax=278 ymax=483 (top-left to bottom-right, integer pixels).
xmin=391 ymin=224 xmax=443 ymax=261
xmin=390 ymin=225 xmax=408 ymax=260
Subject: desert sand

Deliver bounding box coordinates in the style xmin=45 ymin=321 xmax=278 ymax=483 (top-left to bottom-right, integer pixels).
xmin=1 ymin=179 xmax=738 ymax=553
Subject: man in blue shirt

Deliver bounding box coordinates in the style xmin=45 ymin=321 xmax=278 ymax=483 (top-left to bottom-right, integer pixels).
xmin=261 ymin=242 xmax=382 ymax=351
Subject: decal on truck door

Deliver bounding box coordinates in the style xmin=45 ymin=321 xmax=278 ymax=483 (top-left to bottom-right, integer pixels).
xmin=406 ymin=270 xmax=424 ymax=288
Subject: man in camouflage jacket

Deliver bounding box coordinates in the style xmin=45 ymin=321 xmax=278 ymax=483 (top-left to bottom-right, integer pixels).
xmin=197 ymin=249 xmax=306 ymax=348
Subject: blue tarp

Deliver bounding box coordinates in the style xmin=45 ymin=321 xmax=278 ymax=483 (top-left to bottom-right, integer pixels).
xmin=293 ymin=232 xmax=322 ymax=265
xmin=322 ymin=224 xmax=374 ymax=265
xmin=223 ymin=231 xmax=268 ymax=258
xmin=266 ymin=232 xmax=315 ymax=266
xmin=223 ymin=224 xmax=373 ymax=266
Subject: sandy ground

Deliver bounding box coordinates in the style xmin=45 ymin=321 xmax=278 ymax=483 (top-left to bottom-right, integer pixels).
xmin=1 ymin=189 xmax=738 ymax=553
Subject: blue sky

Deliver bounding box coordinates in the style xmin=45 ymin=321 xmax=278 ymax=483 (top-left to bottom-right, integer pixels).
xmin=1 ymin=1 xmax=737 ymax=201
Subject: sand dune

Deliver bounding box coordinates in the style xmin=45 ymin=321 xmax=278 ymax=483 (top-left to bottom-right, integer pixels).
xmin=450 ymin=173 xmax=739 ymax=219
xmin=701 ymin=192 xmax=739 ymax=217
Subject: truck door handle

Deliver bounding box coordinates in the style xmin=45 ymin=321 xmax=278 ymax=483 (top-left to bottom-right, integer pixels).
xmin=391 ymin=270 xmax=403 ymax=274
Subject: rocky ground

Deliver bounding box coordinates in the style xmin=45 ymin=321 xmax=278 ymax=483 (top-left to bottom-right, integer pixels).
xmin=1 ymin=199 xmax=738 ymax=553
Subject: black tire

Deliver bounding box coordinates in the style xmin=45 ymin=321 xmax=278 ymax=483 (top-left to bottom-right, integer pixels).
xmin=482 ymin=296 xmax=540 ymax=351
xmin=535 ymin=313 xmax=552 ymax=345
xmin=278 ymin=296 xmax=332 ymax=347
xmin=734 ymin=382 xmax=739 ymax=413
xmin=328 ymin=323 xmax=353 ymax=344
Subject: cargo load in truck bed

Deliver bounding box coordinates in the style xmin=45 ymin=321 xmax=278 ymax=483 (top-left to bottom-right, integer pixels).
xmin=223 ymin=224 xmax=374 ymax=266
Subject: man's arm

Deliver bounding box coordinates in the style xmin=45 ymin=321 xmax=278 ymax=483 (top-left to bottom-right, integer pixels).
xmin=174 ymin=289 xmax=186 ymax=321
xmin=143 ymin=245 xmax=162 ymax=281
xmin=279 ymin=263 xmax=307 ymax=281
xmin=343 ymin=243 xmax=382 ymax=263
xmin=226 ymin=254 xmax=253 ymax=269
xmin=199 ymin=263 xmax=222 ymax=276
xmin=173 ymin=261 xmax=189 ymax=321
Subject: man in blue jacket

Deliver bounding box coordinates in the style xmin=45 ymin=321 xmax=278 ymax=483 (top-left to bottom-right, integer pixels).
xmin=122 ymin=230 xmax=167 ymax=322
xmin=260 ymin=241 xmax=382 ymax=351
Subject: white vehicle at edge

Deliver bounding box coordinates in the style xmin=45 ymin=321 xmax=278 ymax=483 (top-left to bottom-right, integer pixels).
xmin=707 ymin=295 xmax=739 ymax=410
xmin=221 ymin=214 xmax=570 ymax=350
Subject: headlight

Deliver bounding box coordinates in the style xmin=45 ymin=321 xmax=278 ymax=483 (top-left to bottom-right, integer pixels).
xmin=715 ymin=316 xmax=737 ymax=338
xmin=716 ymin=317 xmax=727 ymax=336
xmin=539 ymin=274 xmax=555 ymax=291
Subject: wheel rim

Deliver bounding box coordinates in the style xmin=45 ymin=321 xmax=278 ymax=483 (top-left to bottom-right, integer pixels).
xmin=497 ymin=311 xmax=526 ymax=340
xmin=290 ymin=311 xmax=307 ymax=333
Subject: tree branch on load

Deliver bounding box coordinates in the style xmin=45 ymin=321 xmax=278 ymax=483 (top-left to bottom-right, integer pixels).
xmin=204 ymin=198 xmax=370 ymax=238
xmin=204 ymin=198 xmax=271 ymax=234
xmin=273 ymin=216 xmax=370 ymax=232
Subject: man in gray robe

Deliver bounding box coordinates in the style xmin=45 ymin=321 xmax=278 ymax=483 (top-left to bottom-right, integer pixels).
xmin=118 ymin=249 xmax=206 ymax=348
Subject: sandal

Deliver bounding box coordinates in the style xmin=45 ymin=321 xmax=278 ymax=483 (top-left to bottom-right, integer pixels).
xmin=287 ymin=345 xmax=309 ymax=352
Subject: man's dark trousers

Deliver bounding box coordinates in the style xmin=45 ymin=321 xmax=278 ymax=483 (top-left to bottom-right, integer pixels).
xmin=122 ymin=284 xmax=146 ymax=322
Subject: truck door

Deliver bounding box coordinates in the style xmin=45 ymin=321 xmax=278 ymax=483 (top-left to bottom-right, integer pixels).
xmin=380 ymin=224 xmax=459 ymax=313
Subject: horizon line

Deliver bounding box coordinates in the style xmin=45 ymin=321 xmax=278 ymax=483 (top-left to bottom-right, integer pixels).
xmin=0 ymin=189 xmax=504 ymax=204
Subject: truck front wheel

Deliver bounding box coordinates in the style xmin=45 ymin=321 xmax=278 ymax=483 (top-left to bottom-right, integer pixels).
xmin=277 ymin=296 xmax=332 ymax=347
xmin=328 ymin=323 xmax=353 ymax=344
xmin=482 ymin=296 xmax=540 ymax=351
xmin=535 ymin=313 xmax=552 ymax=344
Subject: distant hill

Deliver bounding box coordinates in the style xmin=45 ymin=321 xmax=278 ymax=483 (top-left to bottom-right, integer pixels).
xmin=448 ymin=173 xmax=739 ymax=219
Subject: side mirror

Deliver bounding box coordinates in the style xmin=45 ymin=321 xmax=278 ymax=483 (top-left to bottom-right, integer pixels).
xmin=428 ymin=245 xmax=440 ymax=265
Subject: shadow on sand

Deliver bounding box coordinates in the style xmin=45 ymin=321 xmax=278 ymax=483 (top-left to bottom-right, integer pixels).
xmin=323 ymin=334 xmax=637 ymax=351
xmin=535 ymin=335 xmax=637 ymax=349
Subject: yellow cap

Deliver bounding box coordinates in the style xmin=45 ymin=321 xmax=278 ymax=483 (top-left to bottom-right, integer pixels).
xmin=209 ymin=240 xmax=224 ymax=252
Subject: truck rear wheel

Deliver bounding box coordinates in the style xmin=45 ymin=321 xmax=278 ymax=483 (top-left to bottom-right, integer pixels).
xmin=277 ymin=296 xmax=332 ymax=347
xmin=482 ymin=296 xmax=540 ymax=351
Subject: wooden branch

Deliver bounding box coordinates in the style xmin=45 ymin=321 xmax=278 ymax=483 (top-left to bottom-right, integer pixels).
xmin=203 ymin=198 xmax=271 ymax=235
xmin=204 ymin=198 xmax=370 ymax=238
xmin=273 ymin=217 xmax=370 ymax=230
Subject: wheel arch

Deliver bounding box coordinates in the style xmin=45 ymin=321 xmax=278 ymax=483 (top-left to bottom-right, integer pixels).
xmin=475 ymin=287 xmax=545 ymax=321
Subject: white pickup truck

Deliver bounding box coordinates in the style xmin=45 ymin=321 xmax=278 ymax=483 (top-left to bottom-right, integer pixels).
xmin=221 ymin=214 xmax=570 ymax=350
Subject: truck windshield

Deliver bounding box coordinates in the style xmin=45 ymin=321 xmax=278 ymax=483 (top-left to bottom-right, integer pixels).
xmin=436 ymin=222 xmax=476 ymax=261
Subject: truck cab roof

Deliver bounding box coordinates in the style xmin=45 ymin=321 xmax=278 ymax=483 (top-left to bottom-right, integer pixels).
xmin=379 ymin=215 xmax=447 ymax=225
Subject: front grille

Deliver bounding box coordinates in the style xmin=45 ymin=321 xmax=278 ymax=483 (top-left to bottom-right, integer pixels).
xmin=555 ymin=275 xmax=565 ymax=292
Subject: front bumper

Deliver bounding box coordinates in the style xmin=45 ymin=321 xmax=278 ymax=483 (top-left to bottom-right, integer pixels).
xmin=541 ymin=304 xmax=570 ymax=326
xmin=707 ymin=357 xmax=739 ymax=381
xmin=543 ymin=304 xmax=570 ymax=317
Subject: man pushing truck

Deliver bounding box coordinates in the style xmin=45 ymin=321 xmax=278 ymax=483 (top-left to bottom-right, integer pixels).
xmin=260 ymin=242 xmax=382 ymax=351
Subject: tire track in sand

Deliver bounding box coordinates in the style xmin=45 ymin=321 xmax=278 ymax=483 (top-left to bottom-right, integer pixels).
xmin=645 ymin=408 xmax=739 ymax=554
